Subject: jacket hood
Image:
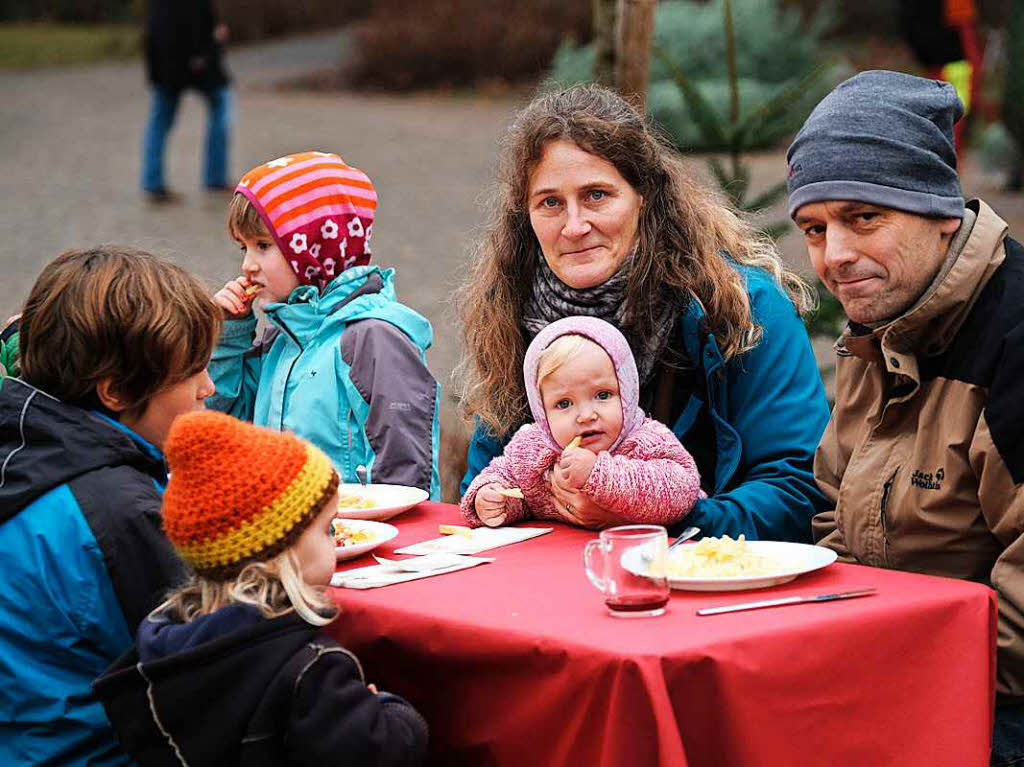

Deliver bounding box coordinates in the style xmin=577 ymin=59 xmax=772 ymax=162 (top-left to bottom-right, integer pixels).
xmin=138 ymin=603 xmax=266 ymax=662
xmin=0 ymin=378 xmax=166 ymax=523
xmin=264 ymin=265 xmax=433 ymax=350
xmin=523 ymin=316 xmax=644 ymax=452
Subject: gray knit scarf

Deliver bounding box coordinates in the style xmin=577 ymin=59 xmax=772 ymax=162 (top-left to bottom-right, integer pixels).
xmin=522 ymin=256 xmax=677 ymax=383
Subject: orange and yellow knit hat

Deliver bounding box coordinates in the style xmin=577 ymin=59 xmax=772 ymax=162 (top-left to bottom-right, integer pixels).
xmin=162 ymin=411 xmax=339 ymax=580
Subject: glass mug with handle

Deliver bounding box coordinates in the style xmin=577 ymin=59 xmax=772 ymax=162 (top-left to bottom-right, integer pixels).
xmin=583 ymin=524 xmax=670 ymax=617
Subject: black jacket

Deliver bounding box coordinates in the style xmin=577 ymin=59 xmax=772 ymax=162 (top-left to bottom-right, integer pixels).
xmin=0 ymin=377 xmax=185 ymax=629
xmin=0 ymin=377 xmax=186 ymax=763
xmin=93 ymin=608 xmax=429 ymax=766
xmin=144 ymin=0 xmax=229 ymax=93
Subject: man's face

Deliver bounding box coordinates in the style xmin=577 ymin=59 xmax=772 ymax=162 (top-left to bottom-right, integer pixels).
xmin=795 ymin=201 xmax=962 ymax=324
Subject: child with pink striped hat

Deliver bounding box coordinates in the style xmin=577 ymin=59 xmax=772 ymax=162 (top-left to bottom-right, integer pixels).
xmin=209 ymin=152 xmax=441 ymax=498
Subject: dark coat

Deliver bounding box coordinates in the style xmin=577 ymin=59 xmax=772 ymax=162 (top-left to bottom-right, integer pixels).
xmin=0 ymin=377 xmax=185 ymax=764
xmin=94 ymin=608 xmax=429 ymax=766
xmin=144 ymin=0 xmax=229 ymax=93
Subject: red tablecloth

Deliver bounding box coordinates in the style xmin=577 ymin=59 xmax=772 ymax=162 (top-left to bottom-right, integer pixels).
xmin=327 ymin=503 xmax=997 ymax=767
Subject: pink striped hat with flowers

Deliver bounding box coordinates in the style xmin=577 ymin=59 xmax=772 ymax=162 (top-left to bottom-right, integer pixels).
xmin=235 ymin=151 xmax=377 ymax=290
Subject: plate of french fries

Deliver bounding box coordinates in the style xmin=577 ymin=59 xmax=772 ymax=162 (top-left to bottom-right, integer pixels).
xmin=622 ymin=535 xmax=837 ymax=591
xmin=334 ymin=483 xmax=429 ymax=521
xmin=332 ymin=519 xmax=399 ymax=561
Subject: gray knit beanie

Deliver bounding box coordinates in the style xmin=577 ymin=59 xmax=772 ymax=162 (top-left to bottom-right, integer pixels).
xmin=787 ymin=70 xmax=964 ymax=219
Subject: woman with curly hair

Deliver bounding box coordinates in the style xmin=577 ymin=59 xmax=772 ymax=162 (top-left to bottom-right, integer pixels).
xmin=454 ymin=83 xmax=829 ymax=540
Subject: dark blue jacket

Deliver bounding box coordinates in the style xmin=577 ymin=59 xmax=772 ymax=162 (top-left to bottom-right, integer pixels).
xmin=0 ymin=377 xmax=185 ymax=765
xmin=463 ymin=267 xmax=830 ymax=542
xmin=94 ymin=605 xmax=428 ymax=766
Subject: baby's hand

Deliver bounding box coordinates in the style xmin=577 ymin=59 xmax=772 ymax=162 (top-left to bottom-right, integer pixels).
xmin=213 ymin=276 xmax=259 ymax=318
xmin=474 ymin=483 xmax=509 ymax=527
xmin=556 ymin=446 xmax=597 ymax=490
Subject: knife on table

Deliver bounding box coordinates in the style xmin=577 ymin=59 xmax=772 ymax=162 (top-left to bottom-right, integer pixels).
xmin=696 ymin=588 xmax=877 ymax=616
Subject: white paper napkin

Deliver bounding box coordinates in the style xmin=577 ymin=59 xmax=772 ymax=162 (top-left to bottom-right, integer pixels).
xmin=394 ymin=526 xmax=553 ymax=556
xmin=331 ymin=553 xmax=493 ymax=589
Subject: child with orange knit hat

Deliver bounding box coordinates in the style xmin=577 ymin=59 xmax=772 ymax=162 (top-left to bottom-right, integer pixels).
xmin=93 ymin=410 xmax=428 ymax=765
xmin=208 ymin=151 xmax=440 ymax=499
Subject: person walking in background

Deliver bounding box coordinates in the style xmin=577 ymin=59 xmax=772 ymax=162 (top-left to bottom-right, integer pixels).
xmin=142 ymin=0 xmax=231 ymax=202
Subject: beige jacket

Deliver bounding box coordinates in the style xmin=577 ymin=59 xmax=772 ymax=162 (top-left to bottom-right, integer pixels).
xmin=814 ymin=200 xmax=1024 ymax=699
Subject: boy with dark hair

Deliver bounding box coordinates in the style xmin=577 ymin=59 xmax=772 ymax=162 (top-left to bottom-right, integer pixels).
xmin=0 ymin=246 xmax=222 ymax=765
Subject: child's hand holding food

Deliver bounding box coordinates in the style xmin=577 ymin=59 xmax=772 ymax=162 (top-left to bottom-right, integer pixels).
xmin=474 ymin=483 xmax=510 ymax=527
xmin=556 ymin=444 xmax=597 ymax=490
xmin=213 ymin=276 xmax=260 ymax=318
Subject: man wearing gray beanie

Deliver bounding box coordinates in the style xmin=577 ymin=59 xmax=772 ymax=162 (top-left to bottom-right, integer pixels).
xmin=789 ymin=69 xmax=1024 ymax=766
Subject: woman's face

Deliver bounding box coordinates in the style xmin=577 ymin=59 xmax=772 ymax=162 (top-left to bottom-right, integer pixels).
xmin=527 ymin=140 xmax=643 ymax=290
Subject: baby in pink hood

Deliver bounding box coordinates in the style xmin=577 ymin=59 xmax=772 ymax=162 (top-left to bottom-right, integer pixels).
xmin=461 ymin=316 xmax=703 ymax=529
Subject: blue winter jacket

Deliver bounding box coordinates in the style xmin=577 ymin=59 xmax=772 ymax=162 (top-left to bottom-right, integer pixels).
xmin=208 ymin=266 xmax=441 ymax=499
xmin=0 ymin=377 xmax=185 ymax=765
xmin=462 ymin=267 xmax=830 ymax=542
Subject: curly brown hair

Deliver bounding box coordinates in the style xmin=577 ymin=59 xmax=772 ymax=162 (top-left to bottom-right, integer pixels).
xmin=454 ymin=83 xmax=813 ymax=437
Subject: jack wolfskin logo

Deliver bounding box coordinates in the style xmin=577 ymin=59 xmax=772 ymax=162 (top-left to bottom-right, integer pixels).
xmin=911 ymin=467 xmax=944 ymax=490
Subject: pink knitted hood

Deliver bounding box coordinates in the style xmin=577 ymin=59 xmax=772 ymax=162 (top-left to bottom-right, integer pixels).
xmin=523 ymin=316 xmax=644 ymax=452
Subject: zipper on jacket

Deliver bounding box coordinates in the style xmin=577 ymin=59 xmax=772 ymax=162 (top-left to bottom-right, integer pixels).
xmin=879 ymin=467 xmax=899 ymax=564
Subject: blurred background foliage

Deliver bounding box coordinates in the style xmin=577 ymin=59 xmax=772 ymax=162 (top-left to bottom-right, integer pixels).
xmin=552 ymin=0 xmax=843 ymax=151
xmin=342 ymin=0 xmax=590 ymax=90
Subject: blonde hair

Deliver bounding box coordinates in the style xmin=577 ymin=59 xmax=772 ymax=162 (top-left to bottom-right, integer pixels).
xmin=227 ymin=192 xmax=270 ymax=241
xmin=454 ymin=83 xmax=814 ymax=437
xmin=156 ymin=549 xmax=337 ymax=627
xmin=536 ymin=334 xmax=594 ymax=386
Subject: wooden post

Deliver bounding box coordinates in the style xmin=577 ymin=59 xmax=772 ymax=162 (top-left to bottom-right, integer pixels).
xmin=592 ymin=0 xmax=619 ymax=85
xmin=615 ymin=0 xmax=656 ymax=110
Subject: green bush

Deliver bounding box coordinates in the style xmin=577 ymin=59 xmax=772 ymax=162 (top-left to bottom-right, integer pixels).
xmin=551 ymin=0 xmax=839 ymax=151
xmin=0 ymin=23 xmax=139 ymax=69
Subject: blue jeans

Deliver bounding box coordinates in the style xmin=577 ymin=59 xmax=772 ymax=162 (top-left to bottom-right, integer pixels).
xmin=993 ymin=702 xmax=1024 ymax=766
xmin=141 ymin=85 xmax=231 ymax=192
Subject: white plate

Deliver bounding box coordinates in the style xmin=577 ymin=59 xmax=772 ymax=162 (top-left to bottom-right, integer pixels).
xmin=334 ymin=519 xmax=399 ymax=561
xmin=622 ymin=540 xmax=838 ymax=592
xmin=334 ymin=483 xmax=428 ymax=521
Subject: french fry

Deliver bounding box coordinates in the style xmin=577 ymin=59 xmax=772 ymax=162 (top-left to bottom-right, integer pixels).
xmin=243 ymin=284 xmax=260 ymax=297
xmin=565 ymin=436 xmax=582 ymax=450
xmin=439 ymin=524 xmax=473 ymax=538
xmin=496 ymin=487 xmax=524 ymax=499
